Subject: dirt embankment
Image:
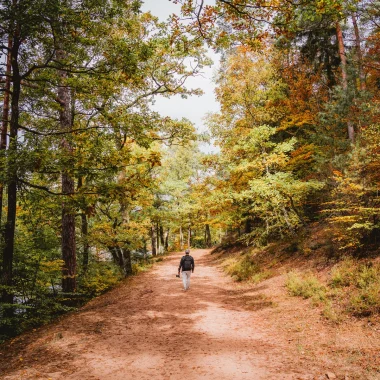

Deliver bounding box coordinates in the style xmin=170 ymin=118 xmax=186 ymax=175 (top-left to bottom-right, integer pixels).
xmin=1 ymin=249 xmax=379 ymax=379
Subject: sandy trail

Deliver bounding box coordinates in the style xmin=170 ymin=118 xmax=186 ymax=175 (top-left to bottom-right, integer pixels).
xmin=1 ymin=249 xmax=379 ymax=380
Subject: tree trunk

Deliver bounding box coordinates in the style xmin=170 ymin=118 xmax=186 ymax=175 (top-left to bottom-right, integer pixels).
xmin=61 ymin=174 xmax=76 ymax=292
xmin=156 ymin=222 xmax=160 ymax=253
xmin=57 ymin=48 xmax=76 ymax=293
xmin=151 ymin=225 xmax=157 ymax=256
xmin=159 ymin=225 xmax=165 ymax=248
xmin=81 ymin=212 xmax=89 ymax=273
xmin=179 ymin=226 xmax=183 ymax=250
xmin=122 ymin=248 xmax=132 ymax=276
xmin=205 ymin=224 xmax=212 ymax=247
xmin=0 ymin=36 xmax=12 ymax=230
xmin=1 ymin=33 xmax=21 ymax=307
xmin=77 ymin=177 xmax=89 ymax=273
xmin=109 ymin=246 xmax=122 ymax=268
xmin=187 ymin=226 xmax=191 ymax=248
xmin=164 ymin=228 xmax=169 ymax=251
xmin=352 ymin=13 xmax=366 ymax=91
xmin=336 ymin=21 xmax=355 ymax=142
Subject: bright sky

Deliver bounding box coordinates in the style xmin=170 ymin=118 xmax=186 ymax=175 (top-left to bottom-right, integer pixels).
xmin=141 ymin=0 xmax=220 ymax=138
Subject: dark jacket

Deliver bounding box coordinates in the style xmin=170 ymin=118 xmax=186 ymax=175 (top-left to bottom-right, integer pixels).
xmin=179 ymin=255 xmax=195 ymax=272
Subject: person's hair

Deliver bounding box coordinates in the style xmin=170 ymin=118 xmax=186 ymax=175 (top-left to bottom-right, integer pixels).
xmin=185 ymin=249 xmax=190 ymax=254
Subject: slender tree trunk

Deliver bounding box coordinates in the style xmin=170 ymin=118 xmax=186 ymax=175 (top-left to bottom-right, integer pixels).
xmin=81 ymin=213 xmax=89 ymax=273
xmin=0 ymin=36 xmax=12 ymax=230
xmin=336 ymin=22 xmax=348 ymax=89
xmin=156 ymin=222 xmax=160 ymax=253
xmin=1 ymin=33 xmax=21 ymax=307
xmin=179 ymin=226 xmax=183 ymax=250
xmin=109 ymin=246 xmax=122 ymax=268
xmin=205 ymin=224 xmax=212 ymax=248
xmin=352 ymin=13 xmax=366 ymax=91
xmin=187 ymin=226 xmax=191 ymax=248
xmin=159 ymin=225 xmax=165 ymax=248
xmin=155 ymin=222 xmax=160 ymax=254
xmin=122 ymin=248 xmax=132 ymax=276
xmin=336 ymin=21 xmax=355 ymax=142
xmin=77 ymin=177 xmax=89 ymax=273
xmin=164 ymin=228 xmax=169 ymax=251
xmin=151 ymin=225 xmax=157 ymax=256
xmin=61 ymin=174 xmax=76 ymax=292
xmin=57 ymin=49 xmax=76 ymax=293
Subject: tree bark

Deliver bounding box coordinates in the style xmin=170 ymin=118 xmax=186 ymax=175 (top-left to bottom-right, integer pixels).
xmin=187 ymin=226 xmax=191 ymax=248
xmin=205 ymin=224 xmax=212 ymax=247
xmin=156 ymin=222 xmax=160 ymax=253
xmin=81 ymin=212 xmax=89 ymax=273
xmin=179 ymin=226 xmax=183 ymax=250
xmin=352 ymin=13 xmax=366 ymax=91
xmin=1 ymin=32 xmax=21 ymax=307
xmin=57 ymin=49 xmax=76 ymax=293
xmin=122 ymin=248 xmax=132 ymax=276
xmin=164 ymin=228 xmax=169 ymax=251
xmin=0 ymin=36 xmax=12 ymax=230
xmin=151 ymin=225 xmax=157 ymax=256
xmin=159 ymin=225 xmax=165 ymax=248
xmin=336 ymin=21 xmax=355 ymax=142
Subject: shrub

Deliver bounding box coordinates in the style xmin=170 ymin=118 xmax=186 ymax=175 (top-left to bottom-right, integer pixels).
xmin=330 ymin=260 xmax=380 ymax=317
xmin=330 ymin=258 xmax=356 ymax=287
xmin=224 ymin=254 xmax=261 ymax=282
xmin=350 ymin=282 xmax=380 ymax=316
xmin=286 ymin=271 xmax=327 ymax=302
xmin=80 ymin=262 xmax=122 ymax=296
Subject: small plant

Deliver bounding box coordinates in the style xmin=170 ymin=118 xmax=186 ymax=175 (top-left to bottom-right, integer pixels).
xmin=330 ymin=259 xmax=380 ymax=317
xmin=330 ymin=258 xmax=356 ymax=288
xmin=132 ymin=261 xmax=152 ymax=274
xmin=286 ymin=271 xmax=327 ymax=302
xmin=80 ymin=262 xmax=122 ymax=296
xmin=322 ymin=300 xmax=341 ymax=323
xmin=250 ymin=270 xmax=273 ymax=284
xmin=349 ymin=282 xmax=380 ymax=316
xmin=223 ymin=254 xmax=261 ymax=282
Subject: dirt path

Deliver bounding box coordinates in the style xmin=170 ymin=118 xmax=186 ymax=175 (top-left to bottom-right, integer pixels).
xmin=1 ymin=249 xmax=379 ymax=379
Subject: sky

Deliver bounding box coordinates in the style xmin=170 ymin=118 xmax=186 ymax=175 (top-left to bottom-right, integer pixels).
xmin=140 ymin=0 xmax=220 ymax=137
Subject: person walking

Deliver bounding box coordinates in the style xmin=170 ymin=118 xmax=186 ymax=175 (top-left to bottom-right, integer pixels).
xmin=178 ymin=249 xmax=194 ymax=291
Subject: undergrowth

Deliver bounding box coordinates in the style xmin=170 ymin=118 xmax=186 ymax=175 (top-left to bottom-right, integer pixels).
xmin=286 ymin=272 xmax=327 ymax=304
xmin=0 ymin=254 xmax=161 ymax=343
xmin=285 ymin=259 xmax=380 ymax=320
xmin=223 ymin=252 xmax=272 ymax=283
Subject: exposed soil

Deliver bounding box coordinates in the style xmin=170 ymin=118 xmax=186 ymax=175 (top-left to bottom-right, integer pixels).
xmin=1 ymin=249 xmax=379 ymax=380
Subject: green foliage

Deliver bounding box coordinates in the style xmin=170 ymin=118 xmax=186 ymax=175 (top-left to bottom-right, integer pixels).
xmin=330 ymin=259 xmax=380 ymax=316
xmin=287 ymin=260 xmax=380 ymax=319
xmin=224 ymin=255 xmax=260 ymax=282
xmin=324 ymin=124 xmax=380 ymax=253
xmin=349 ymin=282 xmax=380 ymax=316
xmin=80 ymin=262 xmax=123 ymax=297
xmin=330 ymin=258 xmax=356 ymax=287
xmin=286 ymin=271 xmax=327 ymax=303
xmin=223 ymin=253 xmax=271 ymax=283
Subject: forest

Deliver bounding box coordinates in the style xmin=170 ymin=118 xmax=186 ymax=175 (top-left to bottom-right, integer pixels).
xmin=1 ymin=0 xmax=380 ymax=343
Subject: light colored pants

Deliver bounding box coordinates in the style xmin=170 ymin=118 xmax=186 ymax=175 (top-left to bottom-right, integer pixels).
xmin=182 ymin=271 xmax=191 ymax=290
